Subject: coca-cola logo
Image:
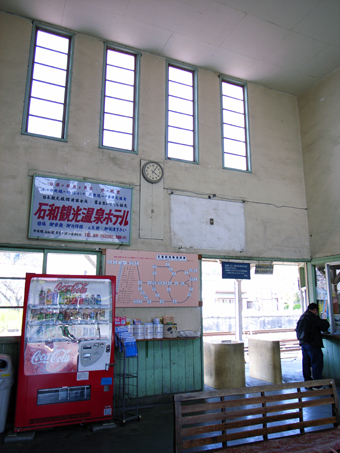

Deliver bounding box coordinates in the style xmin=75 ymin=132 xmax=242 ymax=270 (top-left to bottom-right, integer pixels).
xmin=31 ymin=349 xmax=72 ymax=365
xmin=54 ymin=282 xmax=89 ymax=294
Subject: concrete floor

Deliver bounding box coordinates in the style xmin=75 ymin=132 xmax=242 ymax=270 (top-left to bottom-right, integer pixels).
xmin=0 ymin=355 xmax=330 ymax=453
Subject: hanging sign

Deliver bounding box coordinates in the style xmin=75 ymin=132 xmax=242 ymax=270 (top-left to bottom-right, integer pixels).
xmin=255 ymin=263 xmax=274 ymax=274
xmin=222 ymin=262 xmax=250 ymax=280
xmin=29 ymin=175 xmax=133 ymax=244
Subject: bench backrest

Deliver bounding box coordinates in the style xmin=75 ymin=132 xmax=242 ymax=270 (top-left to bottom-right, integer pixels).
xmin=174 ymin=379 xmax=339 ymax=452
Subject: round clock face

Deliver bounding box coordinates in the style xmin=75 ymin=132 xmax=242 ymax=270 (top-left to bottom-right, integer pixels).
xmin=142 ymin=161 xmax=164 ymax=183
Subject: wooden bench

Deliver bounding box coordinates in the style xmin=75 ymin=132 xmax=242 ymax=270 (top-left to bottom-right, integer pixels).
xmin=174 ymin=379 xmax=340 ymax=453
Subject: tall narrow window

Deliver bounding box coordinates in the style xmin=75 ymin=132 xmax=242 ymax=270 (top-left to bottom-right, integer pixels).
xmin=22 ymin=24 xmax=74 ymax=140
xmin=101 ymin=46 xmax=139 ymax=152
xmin=167 ymin=64 xmax=197 ymax=162
xmin=221 ymin=79 xmax=250 ymax=171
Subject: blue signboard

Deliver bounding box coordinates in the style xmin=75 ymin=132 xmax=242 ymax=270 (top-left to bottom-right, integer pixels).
xmin=222 ymin=262 xmax=250 ymax=280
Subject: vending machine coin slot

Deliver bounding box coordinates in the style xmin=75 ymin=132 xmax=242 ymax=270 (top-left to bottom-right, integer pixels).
xmin=78 ymin=340 xmax=111 ymax=371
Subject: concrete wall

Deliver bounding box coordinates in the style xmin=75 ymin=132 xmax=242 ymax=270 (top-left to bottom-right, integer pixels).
xmin=0 ymin=11 xmax=310 ymax=261
xmin=298 ymin=68 xmax=340 ymax=259
xmin=203 ymin=314 xmax=300 ymax=333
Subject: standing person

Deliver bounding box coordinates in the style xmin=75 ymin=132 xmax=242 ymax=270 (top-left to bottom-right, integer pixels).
xmin=295 ymin=303 xmax=330 ymax=389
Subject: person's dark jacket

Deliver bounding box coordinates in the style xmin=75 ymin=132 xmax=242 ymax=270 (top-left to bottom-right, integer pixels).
xmin=296 ymin=310 xmax=330 ymax=348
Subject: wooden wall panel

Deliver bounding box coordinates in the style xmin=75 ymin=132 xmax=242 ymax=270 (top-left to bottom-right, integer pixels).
xmin=323 ymin=338 xmax=340 ymax=380
xmin=114 ymin=338 xmax=202 ymax=398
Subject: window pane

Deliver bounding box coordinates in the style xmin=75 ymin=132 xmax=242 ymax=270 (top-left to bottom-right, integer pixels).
xmin=0 ymin=251 xmax=43 ymax=278
xmin=168 ymin=111 xmax=193 ymax=130
xmin=0 ymin=280 xmax=25 ymax=307
xmin=104 ymin=97 xmax=133 ymax=117
xmin=105 ymin=81 xmax=134 ymax=101
xmin=224 ymin=153 xmax=247 ymax=171
xmin=169 ymin=66 xmax=193 ymax=85
xmin=223 ymin=110 xmax=244 ymax=128
xmin=0 ymin=308 xmax=23 ymax=336
xmin=169 ymin=81 xmax=193 ymax=100
xmin=106 ymin=66 xmax=134 ymax=85
xmin=29 ymin=98 xmax=64 ymax=121
xmin=36 ymin=30 xmax=69 ymax=53
xmin=168 ymin=142 xmax=194 ymax=161
xmin=35 ymin=47 xmax=68 ymax=70
xmin=31 ymin=81 xmax=65 ymax=103
xmin=104 ymin=113 xmax=133 ymax=134
xmin=33 ymin=63 xmax=67 ymax=87
xmin=222 ymin=82 xmax=244 ymax=100
xmin=168 ymin=127 xmax=193 ymax=146
xmin=27 ymin=116 xmax=62 ymax=138
xmin=103 ymin=130 xmax=133 ymax=150
xmin=222 ymin=96 xmax=244 ymax=114
xmin=223 ymin=139 xmax=246 ymax=157
xmin=168 ymin=96 xmax=193 ymax=115
xmin=107 ymin=50 xmax=135 ymax=70
xmin=46 ymin=253 xmax=97 ymax=275
xmin=223 ymin=124 xmax=245 ymax=142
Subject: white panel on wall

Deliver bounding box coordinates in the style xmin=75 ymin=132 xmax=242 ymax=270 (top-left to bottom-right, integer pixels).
xmin=171 ymin=195 xmax=245 ymax=251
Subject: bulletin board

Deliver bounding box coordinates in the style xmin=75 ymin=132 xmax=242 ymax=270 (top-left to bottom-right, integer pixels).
xmin=105 ymin=250 xmax=200 ymax=307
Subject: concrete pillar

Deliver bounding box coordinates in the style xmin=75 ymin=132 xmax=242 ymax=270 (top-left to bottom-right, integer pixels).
xmin=248 ymin=338 xmax=282 ymax=384
xmin=235 ymin=279 xmax=243 ymax=342
xmin=204 ymin=341 xmax=245 ymax=389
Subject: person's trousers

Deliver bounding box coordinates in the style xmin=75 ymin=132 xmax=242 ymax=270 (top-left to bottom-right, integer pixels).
xmin=301 ymin=344 xmax=324 ymax=381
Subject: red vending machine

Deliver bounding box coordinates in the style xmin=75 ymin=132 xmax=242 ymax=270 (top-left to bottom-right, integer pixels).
xmin=14 ymin=273 xmax=116 ymax=432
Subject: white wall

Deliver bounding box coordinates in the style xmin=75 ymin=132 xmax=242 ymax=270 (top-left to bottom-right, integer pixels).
xmin=298 ymin=68 xmax=340 ymax=259
xmin=0 ymin=11 xmax=310 ymax=260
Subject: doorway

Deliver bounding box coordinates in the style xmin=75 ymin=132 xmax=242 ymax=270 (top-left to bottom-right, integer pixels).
xmin=201 ymin=259 xmax=304 ymax=362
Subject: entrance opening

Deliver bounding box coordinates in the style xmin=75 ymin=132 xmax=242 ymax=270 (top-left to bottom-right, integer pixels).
xmin=202 ymin=259 xmax=304 ymax=384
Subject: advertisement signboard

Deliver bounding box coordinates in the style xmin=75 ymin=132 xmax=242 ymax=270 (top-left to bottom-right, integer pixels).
xmin=24 ymin=342 xmax=78 ymax=375
xmin=29 ymin=175 xmax=133 ymax=244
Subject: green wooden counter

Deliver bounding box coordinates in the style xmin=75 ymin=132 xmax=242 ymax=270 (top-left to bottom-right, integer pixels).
xmin=322 ymin=334 xmax=340 ymax=383
xmin=114 ymin=337 xmax=203 ymax=397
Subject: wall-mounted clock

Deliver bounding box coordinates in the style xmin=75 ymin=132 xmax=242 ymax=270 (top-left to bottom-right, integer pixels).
xmin=142 ymin=161 xmax=164 ymax=184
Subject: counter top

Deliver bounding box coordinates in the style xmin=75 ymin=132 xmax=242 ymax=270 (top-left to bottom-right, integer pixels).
xmin=322 ymin=333 xmax=340 ymax=339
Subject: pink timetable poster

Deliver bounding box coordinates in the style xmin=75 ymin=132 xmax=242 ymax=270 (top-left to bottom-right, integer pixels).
xmin=105 ymin=250 xmax=199 ymax=307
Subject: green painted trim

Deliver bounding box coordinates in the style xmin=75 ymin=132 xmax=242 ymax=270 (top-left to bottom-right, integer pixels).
xmin=311 ymin=255 xmax=340 ymax=266
xmin=202 ymin=255 xmax=310 ymax=263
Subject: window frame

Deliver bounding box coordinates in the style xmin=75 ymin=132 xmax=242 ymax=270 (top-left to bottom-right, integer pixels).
xmin=0 ymin=248 xmax=101 ymax=337
xmin=166 ymin=60 xmax=198 ymax=163
xmin=21 ymin=21 xmax=75 ymax=142
xmin=99 ymin=43 xmax=141 ymax=154
xmin=220 ymin=76 xmax=251 ymax=173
